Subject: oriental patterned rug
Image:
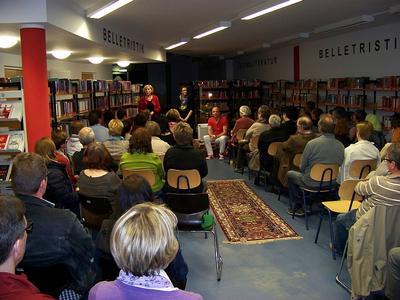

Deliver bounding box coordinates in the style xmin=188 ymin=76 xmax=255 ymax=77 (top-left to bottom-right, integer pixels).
xmin=207 ymin=179 xmax=301 ymax=244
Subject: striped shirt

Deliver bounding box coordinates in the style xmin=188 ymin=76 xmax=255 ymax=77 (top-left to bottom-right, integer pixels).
xmin=355 ymin=174 xmax=400 ymax=219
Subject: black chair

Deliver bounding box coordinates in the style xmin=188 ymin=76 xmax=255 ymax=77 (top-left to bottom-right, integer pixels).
xmin=79 ymin=194 xmax=113 ymax=231
xmin=165 ymin=192 xmax=223 ymax=281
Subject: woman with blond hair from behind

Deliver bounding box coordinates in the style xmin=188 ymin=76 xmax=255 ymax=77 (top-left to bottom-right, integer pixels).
xmin=89 ymin=202 xmax=202 ymax=300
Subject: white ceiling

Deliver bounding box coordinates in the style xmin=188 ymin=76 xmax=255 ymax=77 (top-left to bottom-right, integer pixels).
xmin=0 ymin=0 xmax=399 ymax=63
xmin=73 ymin=0 xmax=400 ymax=57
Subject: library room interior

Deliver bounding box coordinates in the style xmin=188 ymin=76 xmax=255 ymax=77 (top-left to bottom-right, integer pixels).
xmin=1 ymin=0 xmax=400 ymax=299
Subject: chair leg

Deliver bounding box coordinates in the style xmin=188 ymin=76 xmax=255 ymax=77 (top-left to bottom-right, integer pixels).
xmin=314 ymin=211 xmax=324 ymax=244
xmin=210 ymin=224 xmax=223 ymax=281
xmin=336 ymin=240 xmax=351 ymax=293
xmin=204 ymin=232 xmax=207 ymax=239
xmin=328 ymin=210 xmax=336 ymax=260
xmin=303 ymin=191 xmax=309 ymax=230
xmin=277 ymin=186 xmax=281 ymax=202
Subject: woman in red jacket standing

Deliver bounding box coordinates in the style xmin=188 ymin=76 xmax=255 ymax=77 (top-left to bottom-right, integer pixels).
xmin=138 ymin=84 xmax=161 ymax=118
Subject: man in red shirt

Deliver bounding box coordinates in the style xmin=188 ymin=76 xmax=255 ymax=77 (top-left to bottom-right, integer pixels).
xmin=203 ymin=106 xmax=229 ymax=160
xmin=0 ymin=196 xmax=53 ymax=299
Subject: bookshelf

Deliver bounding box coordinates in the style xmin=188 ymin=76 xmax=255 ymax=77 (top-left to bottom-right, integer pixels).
xmin=0 ymin=80 xmax=26 ymax=184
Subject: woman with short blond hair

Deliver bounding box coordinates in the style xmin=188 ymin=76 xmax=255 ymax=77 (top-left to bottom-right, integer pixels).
xmin=89 ymin=202 xmax=202 ymax=300
xmin=103 ymin=118 xmax=129 ymax=162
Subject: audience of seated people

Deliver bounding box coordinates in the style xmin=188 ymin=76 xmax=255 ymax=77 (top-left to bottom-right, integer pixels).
xmin=287 ymin=114 xmax=344 ymax=216
xmin=34 ymin=137 xmax=80 ymax=215
xmin=145 ymin=120 xmax=171 ymax=157
xmin=163 ymin=122 xmax=208 ymax=193
xmin=10 ymin=153 xmax=95 ymax=297
xmin=89 ymin=202 xmax=201 ymax=300
xmin=102 ymin=118 xmax=129 ymax=162
xmin=204 ymin=106 xmax=229 ymax=160
xmin=335 ymin=143 xmax=400 ymax=255
xmin=89 ymin=109 xmax=110 ymax=142
xmin=235 ymin=105 xmax=270 ymax=170
xmin=337 ymin=120 xmax=380 ymax=183
xmin=66 ymin=120 xmax=84 ymax=157
xmin=119 ymin=127 xmax=165 ymax=195
xmin=275 ymin=116 xmax=318 ymax=188
xmin=0 ymin=195 xmax=54 ymax=299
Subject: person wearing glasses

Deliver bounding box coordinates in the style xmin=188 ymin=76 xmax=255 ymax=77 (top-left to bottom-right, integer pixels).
xmin=335 ymin=143 xmax=400 ymax=255
xmin=10 ymin=153 xmax=95 ymax=297
xmin=0 ymin=195 xmax=53 ymax=299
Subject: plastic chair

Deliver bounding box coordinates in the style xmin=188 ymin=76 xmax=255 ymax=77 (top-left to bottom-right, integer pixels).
xmin=349 ymin=159 xmax=376 ymax=179
xmin=166 ymin=169 xmax=201 ymax=192
xmin=228 ymin=128 xmax=247 ymax=165
xmin=122 ymin=168 xmax=156 ymax=186
xmin=165 ymin=192 xmax=223 ymax=281
xmin=257 ymin=141 xmax=282 ymax=195
xmin=293 ymin=163 xmax=340 ymax=230
xmin=314 ymin=179 xmax=362 ymax=259
xmin=79 ymin=194 xmax=113 ymax=230
xmin=293 ymin=153 xmax=302 ymax=169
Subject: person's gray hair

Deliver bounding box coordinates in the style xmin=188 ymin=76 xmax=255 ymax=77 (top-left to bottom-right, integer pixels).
xmin=78 ymin=127 xmax=95 ymax=146
xmin=239 ymin=105 xmax=251 ymax=117
xmin=269 ymin=114 xmax=281 ymax=128
xmin=318 ymin=114 xmax=335 ymax=134
xmin=173 ymin=122 xmax=193 ymax=145
xmin=145 ymin=121 xmax=161 ymax=137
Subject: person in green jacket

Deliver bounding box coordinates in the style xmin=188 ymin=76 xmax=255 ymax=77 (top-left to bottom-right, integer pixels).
xmin=120 ymin=128 xmax=164 ymax=193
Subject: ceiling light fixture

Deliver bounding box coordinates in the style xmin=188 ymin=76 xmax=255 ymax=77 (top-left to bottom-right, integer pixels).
xmin=313 ymin=15 xmax=374 ymax=34
xmin=389 ymin=4 xmax=400 ymax=14
xmin=272 ymin=32 xmax=309 ymax=44
xmin=241 ymin=0 xmax=303 ymax=21
xmin=165 ymin=38 xmax=190 ymax=50
xmin=0 ymin=36 xmax=19 ymax=48
xmin=87 ymin=0 xmax=134 ymax=19
xmin=193 ymin=21 xmax=231 ymax=39
xmin=50 ymin=50 xmax=72 ymax=60
xmin=88 ymin=56 xmax=104 ymax=64
xmin=117 ymin=60 xmax=131 ymax=67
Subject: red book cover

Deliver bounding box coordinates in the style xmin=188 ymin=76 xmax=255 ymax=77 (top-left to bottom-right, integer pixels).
xmin=0 ymin=134 xmax=9 ymax=150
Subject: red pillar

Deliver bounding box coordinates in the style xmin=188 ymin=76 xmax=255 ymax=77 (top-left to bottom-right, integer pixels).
xmin=20 ymin=25 xmax=51 ymax=152
xmin=294 ymin=45 xmax=300 ymax=81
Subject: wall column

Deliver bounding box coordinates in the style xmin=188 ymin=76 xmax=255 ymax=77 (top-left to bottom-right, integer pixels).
xmin=20 ymin=24 xmax=51 ymax=152
xmin=294 ymin=45 xmax=300 ymax=81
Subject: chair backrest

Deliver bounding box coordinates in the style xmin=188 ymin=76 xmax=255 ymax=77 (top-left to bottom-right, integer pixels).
xmin=293 ymin=153 xmax=302 ymax=168
xmin=310 ymin=163 xmax=340 ymax=183
xmin=167 ymin=169 xmax=201 ymax=190
xmin=122 ymin=169 xmax=156 ymax=186
xmin=339 ymin=179 xmax=363 ymax=202
xmin=79 ymin=194 xmax=113 ymax=230
xmin=236 ymin=128 xmax=247 ymax=140
xmin=268 ymin=142 xmax=282 ymax=156
xmin=349 ymin=159 xmax=377 ymax=179
xmin=165 ymin=192 xmax=210 ymax=215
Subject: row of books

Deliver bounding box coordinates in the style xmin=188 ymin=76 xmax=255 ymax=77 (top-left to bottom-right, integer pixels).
xmin=232 ymin=90 xmax=260 ymax=99
xmin=110 ymin=94 xmax=133 ymax=107
xmin=55 ymin=101 xmax=75 ymax=117
xmin=77 ymin=99 xmax=90 ymax=114
xmin=196 ymin=80 xmax=229 ymax=88
xmin=0 ymin=131 xmax=24 ymax=152
xmin=377 ymin=96 xmax=400 ymax=111
xmin=200 ymin=91 xmax=229 ymax=100
xmin=326 ymin=94 xmax=364 ymax=106
xmin=232 ymin=79 xmax=261 ymax=88
xmin=52 ymin=79 xmax=137 ymax=94
xmin=0 ymin=101 xmax=22 ymax=122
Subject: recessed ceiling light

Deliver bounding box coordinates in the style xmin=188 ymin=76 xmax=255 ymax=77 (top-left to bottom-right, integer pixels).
xmin=88 ymin=56 xmax=104 ymax=64
xmin=50 ymin=50 xmax=72 ymax=59
xmin=241 ymin=0 xmax=303 ymax=20
xmin=87 ymin=0 xmax=134 ymax=19
xmin=193 ymin=21 xmax=231 ymax=39
xmin=117 ymin=61 xmax=131 ymax=67
xmin=0 ymin=36 xmax=19 ymax=48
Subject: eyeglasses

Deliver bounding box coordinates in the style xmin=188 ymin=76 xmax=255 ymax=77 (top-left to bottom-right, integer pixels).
xmin=383 ymin=158 xmax=400 ymax=165
xmin=25 ymin=220 xmax=33 ymax=234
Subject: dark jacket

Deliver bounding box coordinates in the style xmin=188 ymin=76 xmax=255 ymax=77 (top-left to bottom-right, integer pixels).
xmin=281 ymin=119 xmax=297 ymax=136
xmin=72 ymin=148 xmax=119 ymax=176
xmin=44 ymin=160 xmax=79 ymax=215
xmin=163 ymin=144 xmax=208 ymax=193
xmin=17 ymin=194 xmax=95 ymax=294
xmin=258 ymin=127 xmax=289 ymax=172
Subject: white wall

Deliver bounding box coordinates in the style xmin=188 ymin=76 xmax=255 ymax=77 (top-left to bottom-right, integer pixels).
xmin=233 ymin=21 xmax=400 ymax=81
xmin=233 ymin=46 xmax=293 ymax=81
xmin=0 ymin=52 xmax=112 ymax=79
